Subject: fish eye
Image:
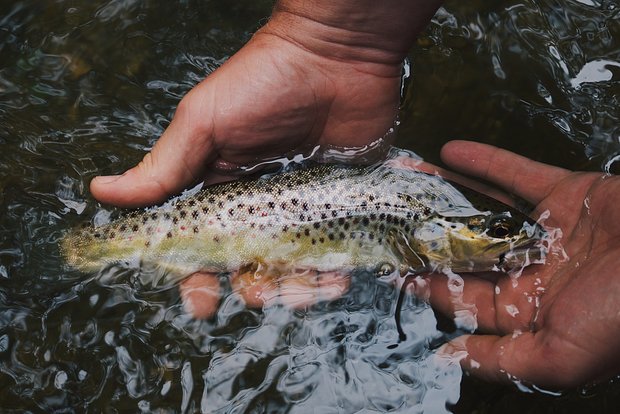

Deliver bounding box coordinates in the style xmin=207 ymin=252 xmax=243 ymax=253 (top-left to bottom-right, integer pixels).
xmin=488 ymin=216 xmax=516 ymax=238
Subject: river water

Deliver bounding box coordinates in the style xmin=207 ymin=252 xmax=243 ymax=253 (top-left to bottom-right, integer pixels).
xmin=1 ymin=0 xmax=620 ymax=412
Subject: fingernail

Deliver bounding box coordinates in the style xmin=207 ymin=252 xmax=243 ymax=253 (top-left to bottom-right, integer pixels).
xmin=93 ymin=175 xmax=122 ymax=185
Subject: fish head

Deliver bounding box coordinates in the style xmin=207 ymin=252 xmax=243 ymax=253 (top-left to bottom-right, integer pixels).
xmin=412 ymin=210 xmax=546 ymax=273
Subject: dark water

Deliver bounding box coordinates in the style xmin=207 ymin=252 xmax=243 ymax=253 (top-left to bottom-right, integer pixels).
xmin=1 ymin=0 xmax=620 ymax=412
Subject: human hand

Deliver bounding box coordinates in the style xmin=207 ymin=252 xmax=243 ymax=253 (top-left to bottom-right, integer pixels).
xmin=426 ymin=140 xmax=620 ymax=389
xmin=89 ymin=0 xmax=443 ymax=208
xmin=89 ymin=20 xmax=406 ymax=208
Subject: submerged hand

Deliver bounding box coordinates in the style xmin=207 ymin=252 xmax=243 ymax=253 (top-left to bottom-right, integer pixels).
xmin=429 ymin=140 xmax=620 ymax=389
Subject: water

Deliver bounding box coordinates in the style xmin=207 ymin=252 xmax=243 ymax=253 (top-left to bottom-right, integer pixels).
xmin=1 ymin=0 xmax=620 ymax=412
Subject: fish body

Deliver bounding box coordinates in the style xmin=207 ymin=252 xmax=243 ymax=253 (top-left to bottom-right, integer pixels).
xmin=61 ymin=155 xmax=545 ymax=285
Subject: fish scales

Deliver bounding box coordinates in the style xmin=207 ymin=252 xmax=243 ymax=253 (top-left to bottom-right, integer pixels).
xmin=61 ymin=158 xmax=545 ymax=285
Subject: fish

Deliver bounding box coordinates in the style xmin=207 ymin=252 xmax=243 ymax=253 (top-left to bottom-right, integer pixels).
xmin=60 ymin=153 xmax=546 ymax=286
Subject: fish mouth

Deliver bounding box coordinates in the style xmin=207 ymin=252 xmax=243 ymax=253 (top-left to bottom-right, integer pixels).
xmin=497 ymin=241 xmax=546 ymax=273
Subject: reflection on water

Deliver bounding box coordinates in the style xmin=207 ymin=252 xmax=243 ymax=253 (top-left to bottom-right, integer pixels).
xmin=1 ymin=0 xmax=620 ymax=412
xmin=403 ymin=0 xmax=620 ymax=173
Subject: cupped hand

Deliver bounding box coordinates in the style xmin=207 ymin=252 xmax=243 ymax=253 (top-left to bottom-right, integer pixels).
xmin=428 ymin=140 xmax=620 ymax=389
xmin=90 ymin=28 xmax=402 ymax=208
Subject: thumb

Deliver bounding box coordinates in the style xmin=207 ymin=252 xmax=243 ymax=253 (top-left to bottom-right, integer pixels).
xmin=90 ymin=99 xmax=217 ymax=208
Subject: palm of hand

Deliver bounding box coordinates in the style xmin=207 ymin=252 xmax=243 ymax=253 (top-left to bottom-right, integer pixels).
xmin=435 ymin=141 xmax=620 ymax=388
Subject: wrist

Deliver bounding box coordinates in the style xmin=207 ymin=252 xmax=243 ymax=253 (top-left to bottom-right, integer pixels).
xmin=260 ymin=0 xmax=441 ymax=69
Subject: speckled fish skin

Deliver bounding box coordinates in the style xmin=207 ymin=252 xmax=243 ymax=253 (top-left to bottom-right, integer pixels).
xmin=61 ymin=158 xmax=546 ymax=285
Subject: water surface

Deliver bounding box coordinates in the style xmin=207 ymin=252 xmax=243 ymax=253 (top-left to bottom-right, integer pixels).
xmin=1 ymin=0 xmax=620 ymax=412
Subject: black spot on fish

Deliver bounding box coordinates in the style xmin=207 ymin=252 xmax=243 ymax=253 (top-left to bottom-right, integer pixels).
xmin=319 ymin=237 xmax=325 ymax=243
xmin=321 ymin=213 xmax=328 ymax=220
xmin=228 ymin=208 xmax=235 ymax=216
xmin=248 ymin=206 xmax=255 ymax=214
xmin=379 ymin=213 xmax=386 ymax=221
xmin=370 ymin=213 xmax=377 ymax=221
xmin=202 ymin=207 xmax=209 ymax=214
xmin=120 ymin=224 xmax=127 ymax=232
xmin=132 ymin=225 xmax=139 ymax=232
xmin=291 ymin=198 xmax=299 ymax=206
xmin=166 ymin=232 xmax=172 ymax=238
xmin=142 ymin=216 xmax=148 ymax=224
xmin=328 ymin=233 xmax=335 ymax=241
xmin=164 ymin=213 xmax=171 ymax=220
xmin=296 ymin=233 xmax=301 ymax=239
xmin=188 ymin=200 xmax=196 ymax=207
xmin=331 ymin=211 xmax=338 ymax=218
xmin=281 ymin=202 xmax=287 ymax=210
xmin=145 ymin=241 xmax=150 ymax=247
xmin=311 ymin=238 xmax=316 ymax=245
xmin=193 ymin=226 xmax=199 ymax=233
xmin=218 ymin=201 xmax=224 ymax=208
xmin=313 ymin=222 xmax=320 ymax=229
xmin=299 ymin=214 xmax=305 ymax=221
xmin=282 ymin=225 xmax=289 ymax=232
xmin=304 ymin=229 xmax=310 ymax=236
xmin=173 ymin=217 xmax=179 ymax=224
xmin=362 ymin=217 xmax=370 ymax=226
xmin=268 ymin=201 xmax=275 ymax=209
xmin=368 ymin=233 xmax=374 ymax=240
xmin=227 ymin=194 xmax=234 ymax=201
xmin=151 ymin=213 xmax=158 ymax=221
xmin=327 ymin=221 xmax=334 ymax=228
xmin=344 ymin=222 xmax=350 ymax=230
xmin=192 ymin=211 xmax=199 ymax=219
xmin=208 ymin=196 xmax=215 ymax=203
xmin=325 ymin=203 xmax=331 ymax=209
xmin=302 ymin=202 xmax=309 ymax=211
xmin=338 ymin=217 xmax=345 ymax=225
xmin=180 ymin=210 xmax=187 ymax=218
xmin=94 ymin=232 xmax=101 ymax=239
xmin=414 ymin=213 xmax=420 ymax=221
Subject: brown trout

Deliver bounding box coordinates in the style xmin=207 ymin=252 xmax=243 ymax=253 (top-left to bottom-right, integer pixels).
xmin=61 ymin=154 xmax=546 ymax=285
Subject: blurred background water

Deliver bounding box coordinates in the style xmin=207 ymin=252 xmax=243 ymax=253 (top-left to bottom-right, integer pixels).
xmin=1 ymin=0 xmax=620 ymax=412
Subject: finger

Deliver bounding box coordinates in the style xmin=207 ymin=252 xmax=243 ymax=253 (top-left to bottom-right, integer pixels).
xmin=279 ymin=270 xmax=350 ymax=307
xmin=179 ymin=272 xmax=222 ymax=319
xmin=91 ymin=89 xmax=217 ymax=208
xmin=439 ymin=332 xmax=589 ymax=389
xmin=424 ymin=270 xmax=543 ymax=334
xmin=231 ymin=268 xmax=350 ymax=309
xmin=388 ymin=156 xmax=516 ymax=206
xmin=440 ymin=141 xmax=571 ymax=205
